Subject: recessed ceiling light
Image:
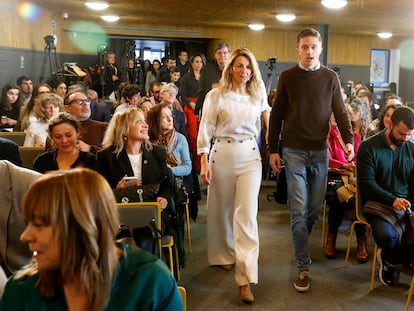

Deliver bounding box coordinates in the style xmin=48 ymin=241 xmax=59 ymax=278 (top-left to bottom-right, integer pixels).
xmin=275 ymin=13 xmax=296 ymax=23
xmin=101 ymin=15 xmax=120 ymax=22
xmin=85 ymin=1 xmax=109 ymax=10
xmin=248 ymin=23 xmax=265 ymax=31
xmin=377 ymin=32 xmax=393 ymax=39
xmin=321 ymin=0 xmax=348 ymax=9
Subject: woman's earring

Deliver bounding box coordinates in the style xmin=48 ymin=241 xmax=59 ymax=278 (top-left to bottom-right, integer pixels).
xmin=123 ymin=134 xmax=128 ymax=141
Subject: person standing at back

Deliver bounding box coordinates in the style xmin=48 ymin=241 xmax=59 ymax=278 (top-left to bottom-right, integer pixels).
xmin=104 ymin=51 xmax=122 ymax=100
xmin=195 ymin=43 xmax=230 ymax=116
xmin=268 ymin=28 xmax=354 ymax=292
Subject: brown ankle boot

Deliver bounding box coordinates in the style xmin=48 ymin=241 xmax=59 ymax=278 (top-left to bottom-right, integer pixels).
xmin=356 ymin=235 xmax=368 ymax=263
xmin=324 ymin=232 xmax=337 ymax=259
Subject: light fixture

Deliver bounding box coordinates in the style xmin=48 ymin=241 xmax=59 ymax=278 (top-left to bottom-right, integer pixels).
xmin=275 ymin=13 xmax=296 ymax=22
xmin=101 ymin=15 xmax=120 ymax=22
xmin=321 ymin=0 xmax=348 ymax=9
xmin=248 ymin=23 xmax=265 ymax=31
xmin=85 ymin=1 xmax=109 ymax=11
xmin=377 ymin=32 xmax=393 ymax=39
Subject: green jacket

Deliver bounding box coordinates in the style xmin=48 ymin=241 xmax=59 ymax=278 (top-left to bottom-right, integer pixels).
xmin=0 ymin=243 xmax=183 ymax=311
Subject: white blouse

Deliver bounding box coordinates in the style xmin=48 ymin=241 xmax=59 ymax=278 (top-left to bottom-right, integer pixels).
xmin=197 ymin=86 xmax=270 ymax=155
xmin=127 ymin=152 xmax=143 ymax=185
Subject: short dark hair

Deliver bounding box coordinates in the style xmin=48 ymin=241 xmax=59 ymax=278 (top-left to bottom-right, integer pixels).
xmin=16 ymin=75 xmax=31 ymax=86
xmin=391 ymin=106 xmax=414 ymax=130
xmin=122 ymin=84 xmax=140 ymax=101
xmin=297 ymin=28 xmax=322 ymax=45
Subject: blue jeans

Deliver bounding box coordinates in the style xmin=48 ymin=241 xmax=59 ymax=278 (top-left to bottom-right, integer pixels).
xmin=367 ymin=215 xmax=414 ymax=266
xmin=283 ymin=147 xmax=328 ymax=270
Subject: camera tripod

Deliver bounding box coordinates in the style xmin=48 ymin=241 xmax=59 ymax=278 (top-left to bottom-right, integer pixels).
xmin=39 ymin=35 xmax=60 ymax=83
xmin=265 ymin=57 xmax=278 ymax=95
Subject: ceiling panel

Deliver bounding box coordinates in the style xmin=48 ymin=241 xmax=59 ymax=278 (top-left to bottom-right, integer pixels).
xmin=32 ymin=1 xmax=414 ymax=37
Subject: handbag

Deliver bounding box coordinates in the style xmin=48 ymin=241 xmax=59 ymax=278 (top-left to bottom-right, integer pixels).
xmin=116 ymin=219 xmax=160 ymax=257
xmin=328 ymin=168 xmax=356 ymax=203
xmin=112 ymin=183 xmax=160 ymax=203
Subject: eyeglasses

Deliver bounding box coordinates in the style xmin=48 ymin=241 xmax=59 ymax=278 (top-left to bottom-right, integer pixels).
xmin=66 ymin=98 xmax=91 ymax=106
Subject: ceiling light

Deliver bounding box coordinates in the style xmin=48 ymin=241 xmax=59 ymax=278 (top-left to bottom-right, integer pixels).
xmin=101 ymin=15 xmax=120 ymax=22
xmin=248 ymin=23 xmax=265 ymax=31
xmin=275 ymin=13 xmax=296 ymax=23
xmin=377 ymin=32 xmax=393 ymax=39
xmin=321 ymin=0 xmax=348 ymax=9
xmin=85 ymin=1 xmax=109 ymax=10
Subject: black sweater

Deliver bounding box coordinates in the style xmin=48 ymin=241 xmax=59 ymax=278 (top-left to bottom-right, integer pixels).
xmin=269 ymin=65 xmax=353 ymax=152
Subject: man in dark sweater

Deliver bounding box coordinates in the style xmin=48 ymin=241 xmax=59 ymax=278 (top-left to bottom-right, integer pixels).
xmin=268 ymin=28 xmax=354 ymax=293
xmin=358 ymin=106 xmax=414 ymax=287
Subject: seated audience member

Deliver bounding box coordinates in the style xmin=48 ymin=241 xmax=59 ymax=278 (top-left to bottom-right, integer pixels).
xmin=16 ymin=76 xmax=33 ymax=106
xmin=16 ymin=83 xmax=52 ymax=132
xmin=0 ymin=160 xmax=41 ymax=276
xmin=159 ymin=83 xmax=187 ymax=137
xmin=366 ymin=100 xmax=403 ymax=137
xmin=358 ymin=106 xmax=414 ymax=286
xmin=147 ymin=103 xmax=192 ymax=264
xmin=96 ymin=108 xmax=174 ymax=207
xmin=49 ymin=79 xmax=67 ymax=98
xmin=23 ymin=93 xmax=63 ymax=147
xmin=69 ymin=84 xmax=111 ymax=122
xmin=33 ymin=113 xmax=96 ymax=173
xmin=0 ymin=83 xmax=22 ymax=131
xmin=110 ymin=82 xmax=128 ymax=114
xmin=0 ymin=168 xmax=182 ymax=310
xmin=0 ymin=138 xmax=22 ymax=166
xmin=95 ymin=108 xmax=183 ymax=264
xmin=114 ymin=84 xmax=141 ymax=113
xmin=357 ymin=90 xmax=379 ymax=121
xmin=64 ymin=90 xmax=108 ymax=153
xmin=148 ymin=80 xmax=163 ymax=105
xmin=324 ymin=98 xmax=371 ymax=263
xmin=137 ymin=96 xmax=154 ymax=118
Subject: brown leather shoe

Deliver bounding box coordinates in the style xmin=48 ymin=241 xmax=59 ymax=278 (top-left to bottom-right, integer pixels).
xmin=324 ymin=232 xmax=337 ymax=259
xmin=356 ymin=236 xmax=368 ymax=263
xmin=240 ymin=284 xmax=254 ymax=304
xmin=221 ymin=264 xmax=233 ymax=271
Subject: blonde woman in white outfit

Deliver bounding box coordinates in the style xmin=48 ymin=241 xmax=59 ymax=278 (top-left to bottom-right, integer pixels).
xmin=197 ymin=47 xmax=270 ymax=304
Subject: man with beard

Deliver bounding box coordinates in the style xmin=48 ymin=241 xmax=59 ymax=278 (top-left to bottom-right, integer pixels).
xmin=358 ymin=106 xmax=414 ymax=287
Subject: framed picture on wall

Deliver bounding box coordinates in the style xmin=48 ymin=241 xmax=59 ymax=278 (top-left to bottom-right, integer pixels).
xmin=370 ymin=49 xmax=390 ymax=87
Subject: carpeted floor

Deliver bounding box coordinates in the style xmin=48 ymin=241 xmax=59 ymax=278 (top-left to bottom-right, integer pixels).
xmin=179 ymin=181 xmax=413 ymax=311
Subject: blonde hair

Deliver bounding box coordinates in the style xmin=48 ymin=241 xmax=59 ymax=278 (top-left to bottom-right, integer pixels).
xmin=102 ymin=107 xmax=153 ymax=155
xmin=215 ymin=47 xmax=264 ymax=101
xmin=18 ymin=168 xmax=119 ymax=311
xmin=33 ymin=93 xmax=64 ymax=121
